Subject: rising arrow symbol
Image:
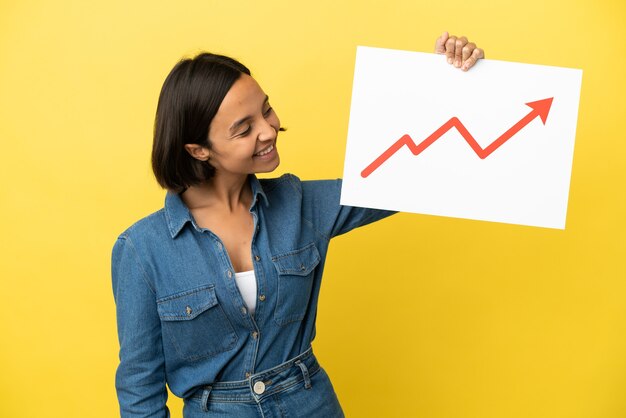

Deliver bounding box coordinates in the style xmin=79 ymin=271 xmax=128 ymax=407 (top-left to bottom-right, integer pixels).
xmin=361 ymin=97 xmax=554 ymax=178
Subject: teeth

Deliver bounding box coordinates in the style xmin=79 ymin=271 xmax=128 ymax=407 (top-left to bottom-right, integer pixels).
xmin=255 ymin=144 xmax=274 ymax=156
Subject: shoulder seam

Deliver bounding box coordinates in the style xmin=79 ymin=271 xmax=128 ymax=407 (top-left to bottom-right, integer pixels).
xmin=117 ymin=235 xmax=157 ymax=294
xmin=297 ymin=177 xmax=332 ymax=242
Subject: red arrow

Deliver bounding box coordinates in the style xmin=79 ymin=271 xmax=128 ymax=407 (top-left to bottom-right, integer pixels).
xmin=360 ymin=97 xmax=554 ymax=178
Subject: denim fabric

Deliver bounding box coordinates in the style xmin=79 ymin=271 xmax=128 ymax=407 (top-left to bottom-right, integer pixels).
xmin=183 ymin=347 xmax=344 ymax=418
xmin=112 ymin=174 xmax=394 ymax=417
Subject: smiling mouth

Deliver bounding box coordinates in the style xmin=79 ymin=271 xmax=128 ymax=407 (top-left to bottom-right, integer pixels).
xmin=254 ymin=144 xmax=274 ymax=157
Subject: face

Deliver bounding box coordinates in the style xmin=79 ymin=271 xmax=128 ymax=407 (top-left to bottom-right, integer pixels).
xmin=194 ymin=74 xmax=281 ymax=178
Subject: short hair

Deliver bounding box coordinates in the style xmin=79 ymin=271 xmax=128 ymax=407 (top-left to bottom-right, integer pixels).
xmin=151 ymin=52 xmax=251 ymax=192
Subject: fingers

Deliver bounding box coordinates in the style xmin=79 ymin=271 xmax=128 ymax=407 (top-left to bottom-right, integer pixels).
xmin=445 ymin=35 xmax=456 ymax=64
xmin=454 ymin=37 xmax=468 ymax=67
xmin=434 ymin=31 xmax=449 ymax=54
xmin=439 ymin=33 xmax=484 ymax=71
xmin=462 ymin=42 xmax=476 ymax=63
xmin=461 ymin=47 xmax=484 ymax=71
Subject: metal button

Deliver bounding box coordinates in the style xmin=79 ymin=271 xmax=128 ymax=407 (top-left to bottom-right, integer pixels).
xmin=300 ymin=264 xmax=306 ymax=271
xmin=245 ymin=372 xmax=251 ymax=379
xmin=255 ymin=255 xmax=260 ymax=261
xmin=227 ymin=270 xmax=232 ymax=278
xmin=253 ymin=381 xmax=265 ymax=394
xmin=252 ymin=331 xmax=258 ymax=339
xmin=241 ymin=307 xmax=247 ymax=315
xmin=259 ymin=294 xmax=266 ymax=302
xmin=185 ymin=306 xmax=192 ymax=316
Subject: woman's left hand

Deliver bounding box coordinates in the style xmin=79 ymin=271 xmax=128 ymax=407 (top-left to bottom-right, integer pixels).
xmin=434 ymin=31 xmax=485 ymax=72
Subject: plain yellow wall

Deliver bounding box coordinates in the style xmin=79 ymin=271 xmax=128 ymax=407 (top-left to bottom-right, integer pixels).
xmin=1 ymin=0 xmax=625 ymax=417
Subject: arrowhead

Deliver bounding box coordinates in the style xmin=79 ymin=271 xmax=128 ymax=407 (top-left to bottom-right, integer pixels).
xmin=525 ymin=97 xmax=554 ymax=124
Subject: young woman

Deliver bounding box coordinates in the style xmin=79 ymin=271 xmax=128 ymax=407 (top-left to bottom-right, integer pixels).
xmin=112 ymin=33 xmax=484 ymax=418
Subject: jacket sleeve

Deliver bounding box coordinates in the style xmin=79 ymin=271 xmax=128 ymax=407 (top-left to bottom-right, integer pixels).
xmin=298 ymin=176 xmax=397 ymax=240
xmin=112 ymin=235 xmax=170 ymax=418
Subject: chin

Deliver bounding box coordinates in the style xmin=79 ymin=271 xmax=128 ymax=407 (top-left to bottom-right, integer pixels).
xmin=256 ymin=156 xmax=280 ymax=175
xmin=268 ymin=156 xmax=280 ymax=173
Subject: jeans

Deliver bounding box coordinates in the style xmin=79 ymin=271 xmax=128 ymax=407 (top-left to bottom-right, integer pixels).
xmin=183 ymin=347 xmax=344 ymax=418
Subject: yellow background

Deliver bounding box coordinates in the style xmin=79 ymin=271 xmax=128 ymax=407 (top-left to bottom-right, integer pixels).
xmin=1 ymin=0 xmax=625 ymax=417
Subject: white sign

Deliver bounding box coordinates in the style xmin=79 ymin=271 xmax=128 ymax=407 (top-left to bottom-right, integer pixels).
xmin=341 ymin=46 xmax=583 ymax=229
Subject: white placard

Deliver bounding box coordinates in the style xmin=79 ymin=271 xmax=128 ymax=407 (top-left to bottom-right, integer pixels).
xmin=341 ymin=46 xmax=582 ymax=229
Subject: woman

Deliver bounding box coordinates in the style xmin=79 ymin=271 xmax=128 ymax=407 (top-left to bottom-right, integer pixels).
xmin=112 ymin=32 xmax=484 ymax=418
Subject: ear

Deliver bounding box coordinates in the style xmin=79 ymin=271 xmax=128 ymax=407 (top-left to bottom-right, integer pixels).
xmin=184 ymin=144 xmax=211 ymax=161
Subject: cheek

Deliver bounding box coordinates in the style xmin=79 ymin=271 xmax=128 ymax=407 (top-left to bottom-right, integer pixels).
xmin=237 ymin=140 xmax=259 ymax=160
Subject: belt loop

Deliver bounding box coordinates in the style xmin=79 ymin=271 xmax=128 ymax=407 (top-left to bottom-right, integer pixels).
xmin=200 ymin=386 xmax=212 ymax=412
xmin=295 ymin=360 xmax=312 ymax=390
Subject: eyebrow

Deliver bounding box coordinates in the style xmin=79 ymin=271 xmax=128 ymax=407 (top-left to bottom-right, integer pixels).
xmin=229 ymin=95 xmax=269 ymax=135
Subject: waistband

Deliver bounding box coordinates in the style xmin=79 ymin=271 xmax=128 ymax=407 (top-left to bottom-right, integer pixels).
xmin=189 ymin=346 xmax=319 ymax=406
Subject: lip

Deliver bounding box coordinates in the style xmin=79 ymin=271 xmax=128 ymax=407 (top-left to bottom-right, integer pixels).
xmin=253 ymin=143 xmax=277 ymax=159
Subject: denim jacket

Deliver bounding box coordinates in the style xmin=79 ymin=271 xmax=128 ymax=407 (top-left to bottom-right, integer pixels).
xmin=112 ymin=174 xmax=394 ymax=417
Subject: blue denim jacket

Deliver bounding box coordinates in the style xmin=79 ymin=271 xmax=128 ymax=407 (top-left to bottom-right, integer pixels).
xmin=112 ymin=174 xmax=394 ymax=417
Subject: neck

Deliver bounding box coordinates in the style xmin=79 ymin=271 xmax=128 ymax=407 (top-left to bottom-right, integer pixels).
xmin=182 ymin=173 xmax=252 ymax=213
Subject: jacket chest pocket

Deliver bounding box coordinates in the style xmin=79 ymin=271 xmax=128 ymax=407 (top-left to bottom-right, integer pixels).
xmin=157 ymin=285 xmax=238 ymax=362
xmin=271 ymin=243 xmax=320 ymax=326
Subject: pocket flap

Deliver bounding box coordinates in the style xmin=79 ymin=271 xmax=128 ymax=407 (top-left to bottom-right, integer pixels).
xmin=272 ymin=243 xmax=320 ymax=276
xmin=157 ymin=285 xmax=218 ymax=321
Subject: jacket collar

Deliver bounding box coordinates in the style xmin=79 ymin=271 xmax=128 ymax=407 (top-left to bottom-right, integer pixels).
xmin=165 ymin=175 xmax=269 ymax=238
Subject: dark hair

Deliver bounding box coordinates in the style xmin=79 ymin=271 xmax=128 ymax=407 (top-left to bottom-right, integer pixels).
xmin=151 ymin=52 xmax=251 ymax=191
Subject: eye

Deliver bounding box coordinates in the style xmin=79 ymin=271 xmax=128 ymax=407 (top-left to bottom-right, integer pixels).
xmin=238 ymin=125 xmax=251 ymax=137
xmin=263 ymin=106 xmax=273 ymax=117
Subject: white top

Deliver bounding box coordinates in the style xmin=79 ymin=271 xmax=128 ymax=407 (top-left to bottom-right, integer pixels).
xmin=234 ymin=270 xmax=257 ymax=315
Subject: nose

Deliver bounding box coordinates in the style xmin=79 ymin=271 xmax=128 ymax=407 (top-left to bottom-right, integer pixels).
xmin=258 ymin=116 xmax=279 ymax=142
